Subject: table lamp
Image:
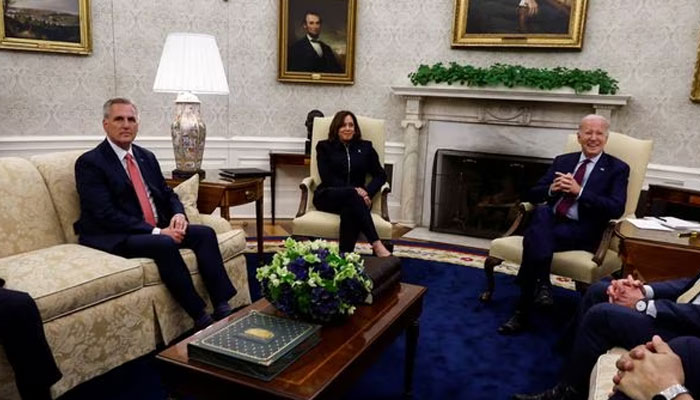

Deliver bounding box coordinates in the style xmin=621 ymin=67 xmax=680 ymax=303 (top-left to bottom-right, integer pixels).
xmin=153 ymin=32 xmax=229 ymax=179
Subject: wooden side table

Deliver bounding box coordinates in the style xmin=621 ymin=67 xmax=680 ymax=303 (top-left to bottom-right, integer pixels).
xmin=269 ymin=152 xmax=310 ymax=224
xmin=165 ymin=171 xmax=265 ymax=261
xmin=614 ymin=220 xmax=700 ymax=282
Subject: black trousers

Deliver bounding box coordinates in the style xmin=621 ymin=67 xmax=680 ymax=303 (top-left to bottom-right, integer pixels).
xmin=115 ymin=224 xmax=236 ymax=319
xmin=563 ymin=281 xmax=691 ymax=395
xmin=517 ymin=205 xmax=598 ymax=310
xmin=313 ymin=187 xmax=380 ymax=253
xmin=0 ymin=288 xmax=62 ymax=400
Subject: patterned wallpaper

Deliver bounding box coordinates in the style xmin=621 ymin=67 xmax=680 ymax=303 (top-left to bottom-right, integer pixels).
xmin=1 ymin=0 xmax=699 ymax=166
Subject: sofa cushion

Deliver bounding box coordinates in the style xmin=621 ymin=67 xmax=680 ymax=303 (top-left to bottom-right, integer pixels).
xmin=30 ymin=151 xmax=85 ymax=244
xmin=0 ymin=157 xmax=66 ymax=258
xmin=0 ymin=244 xmax=143 ymax=322
xmin=139 ymin=229 xmax=247 ymax=286
xmin=589 ymin=347 xmax=627 ymax=400
xmin=172 ymin=174 xmax=203 ymax=225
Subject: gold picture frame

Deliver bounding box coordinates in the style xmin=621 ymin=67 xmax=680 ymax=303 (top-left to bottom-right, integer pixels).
xmin=278 ymin=0 xmax=356 ymax=85
xmin=452 ymin=0 xmax=588 ymax=49
xmin=691 ymin=39 xmax=700 ymax=102
xmin=0 ymin=0 xmax=91 ymax=55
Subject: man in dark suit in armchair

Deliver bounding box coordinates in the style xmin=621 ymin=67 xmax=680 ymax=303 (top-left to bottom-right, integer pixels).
xmin=288 ymin=11 xmax=343 ymax=73
xmin=498 ymin=114 xmax=630 ymax=335
xmin=74 ymin=98 xmax=237 ymax=330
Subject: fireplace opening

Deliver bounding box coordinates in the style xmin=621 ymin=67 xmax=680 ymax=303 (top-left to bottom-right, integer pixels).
xmin=430 ymin=149 xmax=552 ymax=238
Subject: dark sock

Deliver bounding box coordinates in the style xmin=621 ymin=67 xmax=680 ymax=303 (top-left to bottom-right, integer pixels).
xmin=213 ymin=302 xmax=233 ymax=320
xmin=194 ymin=313 xmax=214 ymax=330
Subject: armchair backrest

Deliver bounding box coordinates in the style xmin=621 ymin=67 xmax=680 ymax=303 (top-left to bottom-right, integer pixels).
xmin=309 ymin=115 xmax=386 ymax=212
xmin=565 ymin=131 xmax=653 ymax=217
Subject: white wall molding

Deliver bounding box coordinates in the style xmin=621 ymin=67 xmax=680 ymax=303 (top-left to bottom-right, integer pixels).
xmin=0 ymin=136 xmax=405 ymax=220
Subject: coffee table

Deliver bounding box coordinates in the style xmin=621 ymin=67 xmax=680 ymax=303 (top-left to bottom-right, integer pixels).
xmin=157 ymin=283 xmax=427 ymax=399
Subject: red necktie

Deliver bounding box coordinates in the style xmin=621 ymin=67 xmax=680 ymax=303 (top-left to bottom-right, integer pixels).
xmin=125 ymin=154 xmax=157 ymax=226
xmin=555 ymin=159 xmax=591 ymax=218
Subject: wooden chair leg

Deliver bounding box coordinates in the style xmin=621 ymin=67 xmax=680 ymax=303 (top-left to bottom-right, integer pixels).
xmin=479 ymin=256 xmax=504 ymax=302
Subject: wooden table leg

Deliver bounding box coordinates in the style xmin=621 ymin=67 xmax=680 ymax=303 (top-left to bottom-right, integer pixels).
xmin=256 ymin=195 xmax=264 ymax=264
xmin=270 ymin=155 xmax=276 ymax=226
xmin=220 ymin=205 xmax=230 ymax=220
xmin=404 ymin=318 xmax=419 ymax=399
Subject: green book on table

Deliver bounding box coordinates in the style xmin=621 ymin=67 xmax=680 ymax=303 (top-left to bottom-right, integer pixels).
xmin=187 ymin=311 xmax=321 ymax=381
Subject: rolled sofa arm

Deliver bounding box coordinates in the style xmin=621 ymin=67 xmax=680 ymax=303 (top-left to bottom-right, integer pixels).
xmin=199 ymin=214 xmax=233 ymax=234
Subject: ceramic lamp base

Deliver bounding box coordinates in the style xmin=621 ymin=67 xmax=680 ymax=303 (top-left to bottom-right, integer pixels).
xmin=172 ymin=169 xmax=205 ymax=180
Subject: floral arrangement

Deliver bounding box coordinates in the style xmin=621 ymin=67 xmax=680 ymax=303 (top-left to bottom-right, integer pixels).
xmin=256 ymin=238 xmax=373 ymax=323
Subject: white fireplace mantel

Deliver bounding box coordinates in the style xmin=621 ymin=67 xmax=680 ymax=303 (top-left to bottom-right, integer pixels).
xmin=391 ymin=84 xmax=631 ymax=227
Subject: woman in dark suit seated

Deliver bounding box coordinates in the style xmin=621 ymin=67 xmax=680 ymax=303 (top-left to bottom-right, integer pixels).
xmin=313 ymin=110 xmax=392 ymax=257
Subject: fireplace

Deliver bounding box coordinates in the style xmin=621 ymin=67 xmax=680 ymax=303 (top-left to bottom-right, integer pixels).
xmin=390 ymin=84 xmax=629 ymax=227
xmin=430 ymin=149 xmax=551 ymax=238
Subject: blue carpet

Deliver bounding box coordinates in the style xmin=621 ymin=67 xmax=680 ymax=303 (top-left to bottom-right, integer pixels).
xmin=59 ymin=253 xmax=580 ymax=400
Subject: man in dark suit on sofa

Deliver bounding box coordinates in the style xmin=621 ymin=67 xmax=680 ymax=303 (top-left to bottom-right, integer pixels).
xmin=1 ymin=278 xmax=62 ymax=400
xmin=287 ymin=11 xmax=343 ymax=73
xmin=514 ymin=273 xmax=700 ymax=400
xmin=498 ymin=114 xmax=630 ymax=335
xmin=74 ymin=98 xmax=237 ymax=330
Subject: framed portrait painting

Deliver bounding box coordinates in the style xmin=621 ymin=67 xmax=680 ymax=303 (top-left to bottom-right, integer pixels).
xmin=278 ymin=0 xmax=356 ymax=85
xmin=691 ymin=40 xmax=700 ymax=102
xmin=0 ymin=0 xmax=91 ymax=54
xmin=452 ymin=0 xmax=588 ymax=49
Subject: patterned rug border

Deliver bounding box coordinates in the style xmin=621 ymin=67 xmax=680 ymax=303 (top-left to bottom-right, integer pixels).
xmin=244 ymin=236 xmax=575 ymax=290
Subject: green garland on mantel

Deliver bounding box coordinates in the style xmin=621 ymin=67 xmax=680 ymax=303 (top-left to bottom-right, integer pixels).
xmin=408 ymin=63 xmax=620 ymax=95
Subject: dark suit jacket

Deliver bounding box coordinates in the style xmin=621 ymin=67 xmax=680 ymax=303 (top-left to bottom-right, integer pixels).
xmin=649 ymin=273 xmax=700 ymax=334
xmin=74 ymin=139 xmax=184 ymax=253
xmin=288 ymin=37 xmax=342 ymax=73
xmin=315 ymin=139 xmax=386 ymax=198
xmin=527 ymin=151 xmax=630 ymax=240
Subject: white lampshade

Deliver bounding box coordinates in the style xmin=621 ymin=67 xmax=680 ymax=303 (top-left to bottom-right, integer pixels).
xmin=153 ymin=32 xmax=229 ymax=95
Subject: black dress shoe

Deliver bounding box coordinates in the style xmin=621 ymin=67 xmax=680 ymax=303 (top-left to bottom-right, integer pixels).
xmin=534 ymin=285 xmax=554 ymax=307
xmin=498 ymin=310 xmax=528 ymax=335
xmin=513 ymin=383 xmax=582 ymax=400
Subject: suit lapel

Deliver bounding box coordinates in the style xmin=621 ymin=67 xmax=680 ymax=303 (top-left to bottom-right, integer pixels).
xmin=585 ymin=153 xmax=610 ymax=190
xmin=98 ymin=139 xmax=131 ymax=185
xmin=132 ymin=146 xmax=158 ymax=194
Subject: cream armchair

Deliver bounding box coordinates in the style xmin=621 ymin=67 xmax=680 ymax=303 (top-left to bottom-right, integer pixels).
xmin=480 ymin=131 xmax=653 ymax=301
xmin=292 ymin=115 xmax=392 ymax=246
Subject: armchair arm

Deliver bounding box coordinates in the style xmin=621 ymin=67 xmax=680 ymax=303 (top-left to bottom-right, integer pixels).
xmin=380 ymin=182 xmax=391 ymax=222
xmin=592 ymin=220 xmax=618 ymax=265
xmin=501 ymin=202 xmax=536 ymax=237
xmin=296 ymin=177 xmax=315 ymax=217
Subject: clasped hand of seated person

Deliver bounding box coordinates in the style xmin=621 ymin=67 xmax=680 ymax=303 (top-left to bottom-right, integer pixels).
xmin=606 ymin=275 xmax=645 ymax=308
xmin=355 ymin=187 xmax=371 ymax=208
xmin=161 ymin=213 xmax=188 ymax=244
xmin=550 ymin=171 xmax=582 ymax=196
xmin=612 ymin=335 xmax=686 ymax=400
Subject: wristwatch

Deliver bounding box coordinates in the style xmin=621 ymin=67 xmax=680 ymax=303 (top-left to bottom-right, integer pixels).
xmin=652 ymin=384 xmax=689 ymax=400
xmin=635 ymin=299 xmax=647 ymax=313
